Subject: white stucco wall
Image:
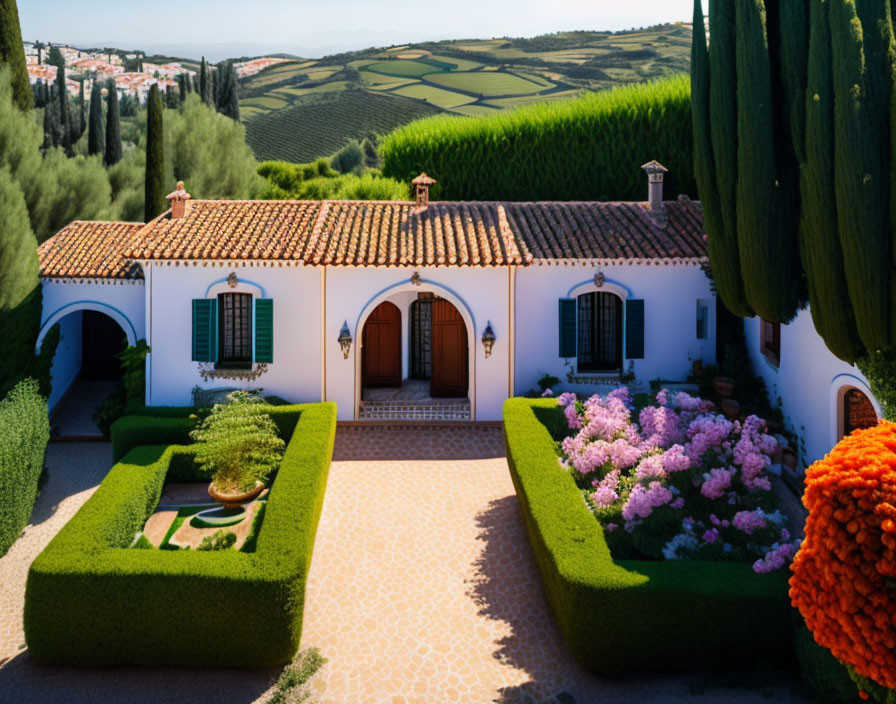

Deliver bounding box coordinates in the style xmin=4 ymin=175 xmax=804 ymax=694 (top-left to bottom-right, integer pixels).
xmin=514 ymin=262 xmax=716 ymax=394
xmin=40 ymin=279 xmax=146 ymax=411
xmin=744 ymin=307 xmax=881 ymax=465
xmin=145 ymin=263 xmax=322 ymax=407
xmin=325 ymin=266 xmax=512 ymax=421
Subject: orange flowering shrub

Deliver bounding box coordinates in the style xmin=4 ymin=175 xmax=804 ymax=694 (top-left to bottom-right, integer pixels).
xmin=790 ymin=421 xmax=896 ymax=691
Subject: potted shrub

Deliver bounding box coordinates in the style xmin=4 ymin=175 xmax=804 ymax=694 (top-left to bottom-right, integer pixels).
xmin=189 ymin=391 xmax=285 ymax=509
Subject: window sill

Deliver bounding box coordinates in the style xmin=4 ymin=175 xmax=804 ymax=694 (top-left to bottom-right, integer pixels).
xmin=197 ymin=362 xmax=269 ymax=382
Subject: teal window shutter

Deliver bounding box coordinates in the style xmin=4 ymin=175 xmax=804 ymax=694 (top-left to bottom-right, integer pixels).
xmin=255 ymin=299 xmax=273 ymax=364
xmin=558 ymin=298 xmax=576 ymax=357
xmin=192 ymin=298 xmax=217 ymax=362
xmin=625 ymin=299 xmax=645 ymax=359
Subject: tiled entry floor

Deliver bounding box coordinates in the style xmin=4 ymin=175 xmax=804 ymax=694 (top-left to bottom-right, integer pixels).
xmin=360 ymin=380 xmax=471 ymax=421
xmin=301 ymin=427 xmax=805 ymax=704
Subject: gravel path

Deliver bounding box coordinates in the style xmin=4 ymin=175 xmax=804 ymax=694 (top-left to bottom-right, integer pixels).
xmin=0 ymin=430 xmax=810 ymax=704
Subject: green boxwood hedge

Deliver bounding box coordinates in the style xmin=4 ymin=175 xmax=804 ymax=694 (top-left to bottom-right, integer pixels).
xmin=0 ymin=379 xmax=50 ymax=556
xmin=503 ymin=398 xmax=793 ymax=677
xmin=25 ymin=402 xmax=337 ymax=667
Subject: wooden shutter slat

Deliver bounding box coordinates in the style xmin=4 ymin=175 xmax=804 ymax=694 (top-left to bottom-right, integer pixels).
xmin=254 ymin=298 xmax=273 ymax=364
xmin=625 ymin=299 xmax=645 ymax=359
xmin=558 ymin=298 xmax=576 ymax=357
xmin=192 ymin=298 xmax=217 ymax=362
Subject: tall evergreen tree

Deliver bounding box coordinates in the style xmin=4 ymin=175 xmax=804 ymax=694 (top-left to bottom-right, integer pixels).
xmin=54 ymin=64 xmax=71 ymax=156
xmin=831 ymin=0 xmax=892 ymax=353
xmin=47 ymin=44 xmax=63 ymax=69
xmin=87 ymin=80 xmax=104 ymax=157
xmin=217 ymin=61 xmax=239 ymax=121
xmin=734 ymin=0 xmax=801 ymax=322
xmin=0 ymin=0 xmax=33 ymax=110
xmin=199 ymin=56 xmax=211 ymax=105
xmin=77 ymin=77 xmax=86 ymax=138
xmin=104 ymin=79 xmax=121 ymax=166
xmin=144 ymin=83 xmax=165 ymax=222
xmin=797 ymin=0 xmax=863 ymax=362
xmin=165 ymin=83 xmax=179 ymax=109
xmin=707 ymin=0 xmax=753 ymax=318
xmin=177 ymin=73 xmax=187 ymax=102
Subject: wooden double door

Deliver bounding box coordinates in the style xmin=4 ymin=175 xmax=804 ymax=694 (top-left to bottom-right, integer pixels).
xmin=362 ymin=298 xmax=468 ymax=397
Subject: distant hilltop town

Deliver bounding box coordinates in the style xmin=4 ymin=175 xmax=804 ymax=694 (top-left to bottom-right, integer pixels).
xmin=22 ymin=41 xmax=290 ymax=103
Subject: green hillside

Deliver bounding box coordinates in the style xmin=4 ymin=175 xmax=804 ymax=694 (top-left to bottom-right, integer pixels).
xmin=238 ymin=24 xmax=692 ymax=163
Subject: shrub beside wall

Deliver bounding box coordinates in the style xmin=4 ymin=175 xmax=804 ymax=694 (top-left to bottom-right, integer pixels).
xmin=25 ymin=402 xmax=337 ymax=667
xmin=0 ymin=379 xmax=50 ymax=556
xmin=502 ymin=398 xmax=793 ymax=676
xmin=381 ymin=75 xmax=695 ymax=202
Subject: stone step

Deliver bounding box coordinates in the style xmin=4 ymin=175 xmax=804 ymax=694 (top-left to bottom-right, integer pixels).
xmin=359 ymin=402 xmax=472 ymax=421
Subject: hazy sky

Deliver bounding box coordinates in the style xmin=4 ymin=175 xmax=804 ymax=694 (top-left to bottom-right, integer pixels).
xmin=19 ymin=0 xmax=703 ymax=59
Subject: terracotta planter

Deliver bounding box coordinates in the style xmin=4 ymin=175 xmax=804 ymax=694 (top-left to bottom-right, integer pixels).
xmin=720 ymin=398 xmax=740 ymax=420
xmin=712 ymin=376 xmax=735 ymax=399
xmin=208 ymin=480 xmax=264 ymax=510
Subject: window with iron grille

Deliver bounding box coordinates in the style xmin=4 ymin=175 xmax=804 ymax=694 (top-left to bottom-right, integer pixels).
xmin=577 ymin=292 xmax=622 ymax=372
xmin=218 ymin=292 xmax=252 ymax=368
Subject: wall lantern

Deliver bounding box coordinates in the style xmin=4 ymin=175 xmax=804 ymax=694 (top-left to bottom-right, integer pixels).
xmin=481 ymin=322 xmax=496 ymax=359
xmin=338 ymin=321 xmax=352 ymax=359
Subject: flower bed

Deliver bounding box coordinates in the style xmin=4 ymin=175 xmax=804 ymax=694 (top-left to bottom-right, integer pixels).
xmin=503 ymin=397 xmax=794 ymax=676
xmin=24 ymin=402 xmax=336 ymax=667
xmin=558 ymin=388 xmax=800 ymax=571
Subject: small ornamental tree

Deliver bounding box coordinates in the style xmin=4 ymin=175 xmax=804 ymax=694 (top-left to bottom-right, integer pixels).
xmin=790 ymin=421 xmax=896 ymax=701
xmin=189 ymin=391 xmax=285 ymax=494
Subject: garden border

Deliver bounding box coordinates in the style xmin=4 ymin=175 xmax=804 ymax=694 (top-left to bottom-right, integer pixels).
xmin=24 ymin=402 xmax=337 ymax=667
xmin=503 ymin=397 xmax=793 ymax=676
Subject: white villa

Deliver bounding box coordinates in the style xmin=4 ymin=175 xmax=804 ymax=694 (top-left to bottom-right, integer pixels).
xmin=35 ymin=163 xmax=880 ymax=462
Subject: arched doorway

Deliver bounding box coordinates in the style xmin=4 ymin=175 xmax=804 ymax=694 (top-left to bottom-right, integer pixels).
xmin=841 ymin=388 xmax=879 ymax=439
xmin=362 ymin=301 xmax=402 ymax=388
xmin=430 ymin=298 xmax=468 ymax=397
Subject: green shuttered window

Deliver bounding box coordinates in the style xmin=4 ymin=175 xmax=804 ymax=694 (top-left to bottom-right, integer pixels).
xmin=254 ymin=299 xmax=273 ymax=364
xmin=558 ymin=298 xmax=576 ymax=357
xmin=625 ymin=299 xmax=645 ymax=359
xmin=192 ymin=298 xmax=217 ymax=362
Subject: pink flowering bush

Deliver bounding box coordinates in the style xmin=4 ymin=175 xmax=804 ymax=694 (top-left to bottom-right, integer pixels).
xmin=557 ymin=387 xmax=801 ymax=572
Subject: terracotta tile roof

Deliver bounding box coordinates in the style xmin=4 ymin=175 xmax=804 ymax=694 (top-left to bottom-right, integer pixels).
xmin=37 ymin=221 xmax=146 ymax=280
xmin=506 ymin=198 xmax=707 ymax=263
xmin=39 ymin=197 xmax=707 ymax=279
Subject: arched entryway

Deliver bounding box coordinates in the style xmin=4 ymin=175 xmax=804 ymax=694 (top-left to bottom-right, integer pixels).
xmin=840 ymin=387 xmax=879 ymax=439
xmin=359 ymin=292 xmax=471 ymax=420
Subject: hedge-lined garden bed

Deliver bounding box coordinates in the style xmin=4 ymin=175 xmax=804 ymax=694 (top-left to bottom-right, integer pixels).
xmin=503 ymin=398 xmax=793 ymax=677
xmin=24 ymin=402 xmax=337 ymax=667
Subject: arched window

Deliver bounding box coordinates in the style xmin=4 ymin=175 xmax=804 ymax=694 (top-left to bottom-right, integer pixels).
xmin=577 ymin=292 xmax=622 ymax=372
xmin=842 ymin=388 xmax=878 ymax=438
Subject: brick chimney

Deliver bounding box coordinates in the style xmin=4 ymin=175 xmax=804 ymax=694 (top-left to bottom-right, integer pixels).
xmin=411 ymin=172 xmax=436 ymax=209
xmin=166 ymin=181 xmax=192 ymax=219
xmin=641 ymin=160 xmax=668 ymax=213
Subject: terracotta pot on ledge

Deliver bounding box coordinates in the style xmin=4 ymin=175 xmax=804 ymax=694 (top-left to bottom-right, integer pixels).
xmin=712 ymin=376 xmax=735 ymax=399
xmin=208 ymin=481 xmax=264 ymax=510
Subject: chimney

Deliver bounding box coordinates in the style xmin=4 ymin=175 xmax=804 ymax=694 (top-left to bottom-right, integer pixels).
xmin=641 ymin=160 xmax=668 ymax=213
xmin=166 ymin=181 xmax=192 ymax=219
xmin=411 ymin=172 xmax=436 ymax=209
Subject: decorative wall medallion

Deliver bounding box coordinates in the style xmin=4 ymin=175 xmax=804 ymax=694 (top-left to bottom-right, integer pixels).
xmin=227 ymin=272 xmax=239 ymax=288
xmin=594 ymin=271 xmax=605 ymax=288
xmin=410 ymin=271 xmax=422 ymax=286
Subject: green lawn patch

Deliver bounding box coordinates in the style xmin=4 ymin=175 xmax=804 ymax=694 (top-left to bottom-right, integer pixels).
xmin=24 ymin=402 xmax=337 ymax=667
xmin=390 ymin=83 xmax=477 ymax=109
xmin=502 ymin=398 xmax=793 ymax=676
xmin=424 ymin=70 xmax=545 ymax=96
xmin=364 ymin=59 xmax=436 ymax=78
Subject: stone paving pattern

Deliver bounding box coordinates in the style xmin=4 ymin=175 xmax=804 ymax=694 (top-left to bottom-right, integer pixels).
xmin=0 ymin=428 xmax=808 ymax=703
xmin=49 ymin=380 xmax=116 ymax=437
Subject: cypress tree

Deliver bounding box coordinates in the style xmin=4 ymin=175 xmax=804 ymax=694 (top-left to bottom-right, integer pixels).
xmin=165 ymin=83 xmax=179 ymax=109
xmin=734 ymin=0 xmax=800 ymax=322
xmin=78 ymin=77 xmax=86 ymax=138
xmin=87 ymin=80 xmax=104 ymax=156
xmin=831 ymin=0 xmax=892 ymax=352
xmin=144 ymin=83 xmax=165 ymax=222
xmin=200 ymin=57 xmax=210 ymax=104
xmin=708 ymin=0 xmax=754 ymax=318
xmin=0 ymin=0 xmax=33 ymax=110
xmin=798 ymin=0 xmax=863 ymax=362
xmin=177 ymin=73 xmax=186 ymax=102
xmin=691 ymin=1 xmax=735 ymax=325
xmin=104 ymin=78 xmax=121 ymax=166
xmin=217 ymin=61 xmax=239 ymax=121
xmin=54 ymin=65 xmax=72 ymax=155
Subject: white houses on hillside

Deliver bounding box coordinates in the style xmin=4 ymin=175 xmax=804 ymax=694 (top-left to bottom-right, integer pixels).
xmin=37 ymin=165 xmax=716 ymax=423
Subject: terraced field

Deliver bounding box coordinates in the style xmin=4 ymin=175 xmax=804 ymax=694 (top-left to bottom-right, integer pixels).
xmin=238 ymin=23 xmax=692 ymax=162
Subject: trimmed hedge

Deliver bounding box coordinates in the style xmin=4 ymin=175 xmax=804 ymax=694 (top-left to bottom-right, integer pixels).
xmin=503 ymin=398 xmax=793 ymax=676
xmin=25 ymin=402 xmax=337 ymax=667
xmin=0 ymin=379 xmax=50 ymax=556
